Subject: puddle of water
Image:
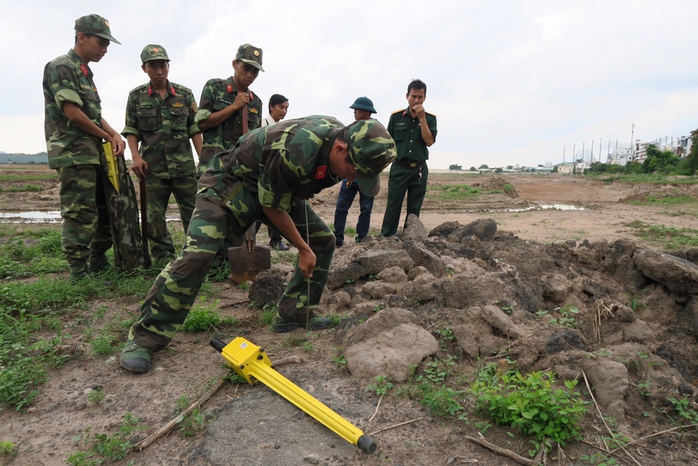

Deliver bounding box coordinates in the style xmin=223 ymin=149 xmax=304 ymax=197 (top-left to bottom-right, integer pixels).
xmin=0 ymin=211 xmax=182 ymax=224
xmin=0 ymin=211 xmax=62 ymax=223
xmin=467 ymin=203 xmax=584 ymax=213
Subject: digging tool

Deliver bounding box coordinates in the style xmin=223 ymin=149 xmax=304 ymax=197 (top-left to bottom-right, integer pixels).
xmin=138 ymin=177 xmax=152 ymax=269
xmin=228 ymin=226 xmax=270 ymax=283
xmin=228 ymin=104 xmax=271 ymax=283
xmin=210 ymin=337 xmax=377 ymax=454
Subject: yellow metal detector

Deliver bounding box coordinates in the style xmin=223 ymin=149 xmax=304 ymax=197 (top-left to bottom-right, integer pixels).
xmin=211 ymin=337 xmax=376 ymax=454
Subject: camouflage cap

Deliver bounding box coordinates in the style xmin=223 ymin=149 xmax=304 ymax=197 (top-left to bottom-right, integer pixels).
xmin=140 ymin=44 xmax=170 ymax=63
xmin=345 ymin=120 xmax=396 ymax=197
xmin=74 ymin=14 xmax=121 ymax=45
xmin=235 ymin=43 xmax=264 ymax=72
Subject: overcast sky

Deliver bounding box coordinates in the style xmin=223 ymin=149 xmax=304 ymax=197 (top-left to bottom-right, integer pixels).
xmin=2 ymin=0 xmax=697 ymax=169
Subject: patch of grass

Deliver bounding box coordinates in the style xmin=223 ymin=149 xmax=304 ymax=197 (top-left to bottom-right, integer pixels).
xmin=0 ymin=440 xmax=17 ymax=458
xmin=628 ymin=195 xmax=697 ymax=206
xmin=8 ymin=184 xmax=43 ymax=192
xmin=87 ymin=388 xmax=105 ymax=404
xmin=182 ymin=298 xmax=236 ymax=332
xmin=468 ymin=365 xmax=587 ymax=445
xmin=625 ymin=220 xmax=698 ymax=250
xmin=179 ymin=407 xmax=207 ymax=437
xmin=0 ymin=173 xmax=56 ymax=182
xmin=68 ymin=413 xmax=145 ymax=464
xmin=90 ymin=334 xmax=118 ymax=356
xmin=271 ymin=250 xmax=296 ymax=265
xmin=430 ymin=184 xmax=487 ymax=201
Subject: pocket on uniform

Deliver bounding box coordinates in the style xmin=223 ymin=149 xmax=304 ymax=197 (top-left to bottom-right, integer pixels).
xmin=170 ymin=107 xmax=189 ymax=131
xmin=392 ymin=124 xmax=408 ymax=142
xmin=138 ymin=107 xmax=160 ymax=131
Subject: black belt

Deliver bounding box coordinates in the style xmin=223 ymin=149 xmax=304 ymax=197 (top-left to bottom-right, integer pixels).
xmin=394 ymin=159 xmax=425 ymax=168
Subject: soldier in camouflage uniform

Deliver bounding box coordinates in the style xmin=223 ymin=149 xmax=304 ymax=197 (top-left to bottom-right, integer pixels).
xmin=195 ymin=43 xmax=264 ymax=174
xmin=43 ymin=14 xmax=125 ymax=280
xmin=122 ymin=44 xmax=202 ymax=266
xmin=120 ymin=116 xmax=396 ymax=372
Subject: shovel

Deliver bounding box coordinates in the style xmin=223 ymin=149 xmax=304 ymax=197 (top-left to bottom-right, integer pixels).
xmin=228 ymin=104 xmax=271 ymax=283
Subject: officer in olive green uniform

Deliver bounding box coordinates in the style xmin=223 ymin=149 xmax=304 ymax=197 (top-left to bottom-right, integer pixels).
xmin=381 ymin=79 xmax=437 ymax=237
xmin=122 ymin=45 xmax=202 ymax=266
xmin=120 ymin=116 xmax=396 ymax=372
xmin=43 ymin=14 xmax=125 ymax=279
xmin=195 ymin=43 xmax=264 ymax=175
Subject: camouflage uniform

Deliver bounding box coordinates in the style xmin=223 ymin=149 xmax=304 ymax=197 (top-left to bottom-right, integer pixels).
xmin=126 ymin=116 xmax=396 ymax=352
xmin=195 ymin=73 xmax=262 ymax=174
xmin=380 ymin=107 xmax=438 ymax=237
xmin=43 ymin=35 xmax=115 ymax=278
xmin=122 ymin=72 xmax=201 ymax=264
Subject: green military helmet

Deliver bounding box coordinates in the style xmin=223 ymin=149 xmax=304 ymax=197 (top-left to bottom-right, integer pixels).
xmin=235 ymin=43 xmax=264 ymax=72
xmin=345 ymin=120 xmax=396 ymax=197
xmin=140 ymin=44 xmax=169 ymax=63
xmin=74 ymin=14 xmax=121 ymax=45
xmin=349 ymin=96 xmax=377 ymax=114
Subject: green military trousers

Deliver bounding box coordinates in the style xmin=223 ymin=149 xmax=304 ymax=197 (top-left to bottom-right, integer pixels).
xmin=58 ymin=165 xmax=113 ymax=278
xmin=128 ymin=184 xmax=335 ymax=351
xmin=144 ymin=175 xmax=197 ymax=265
xmin=380 ymin=163 xmax=429 ymax=237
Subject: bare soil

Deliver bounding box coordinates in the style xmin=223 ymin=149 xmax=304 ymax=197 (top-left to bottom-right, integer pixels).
xmin=1 ymin=166 xmax=698 ymax=466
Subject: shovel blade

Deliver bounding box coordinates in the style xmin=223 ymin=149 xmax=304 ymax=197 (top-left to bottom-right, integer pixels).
xmin=228 ymin=245 xmax=271 ymax=284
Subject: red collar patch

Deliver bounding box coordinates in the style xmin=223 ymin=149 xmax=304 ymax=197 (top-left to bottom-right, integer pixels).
xmin=226 ymin=83 xmax=233 ymax=93
xmin=80 ymin=64 xmax=89 ymax=76
xmin=314 ymin=165 xmax=327 ymax=180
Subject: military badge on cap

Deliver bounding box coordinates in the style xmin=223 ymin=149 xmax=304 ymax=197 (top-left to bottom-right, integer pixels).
xmin=74 ymin=14 xmax=121 ymax=45
xmin=235 ymin=43 xmax=264 ymax=72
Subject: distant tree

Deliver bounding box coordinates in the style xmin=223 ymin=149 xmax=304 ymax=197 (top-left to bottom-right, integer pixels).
xmin=642 ymin=144 xmax=680 ymax=174
xmin=478 ymin=164 xmax=489 ymax=170
xmin=448 ymin=164 xmax=463 ymax=171
xmin=506 ymin=165 xmax=514 ymax=170
xmin=494 ymin=167 xmax=503 ymax=173
xmin=537 ymin=164 xmax=544 ymax=168
xmin=469 ymin=166 xmax=477 ymax=171
xmin=676 ymin=129 xmax=698 ymax=175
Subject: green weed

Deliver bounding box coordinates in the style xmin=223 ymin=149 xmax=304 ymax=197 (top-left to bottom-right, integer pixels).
xmin=68 ymin=413 xmax=144 ymax=464
xmin=179 ymin=407 xmax=207 ymax=437
xmin=90 ymin=334 xmax=118 ymax=356
xmin=182 ymin=299 xmax=236 ymax=332
xmin=0 ymin=440 xmax=17 ymax=457
xmin=365 ymin=375 xmax=393 ymax=396
xmin=87 ymin=388 xmax=105 ymax=404
xmin=468 ymin=365 xmax=587 ymax=445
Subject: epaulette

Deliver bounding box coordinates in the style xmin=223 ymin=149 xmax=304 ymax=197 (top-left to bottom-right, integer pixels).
xmin=171 ymin=82 xmax=193 ymax=94
xmin=425 ymin=111 xmax=437 ymax=117
xmin=391 ymin=109 xmax=404 ymax=115
xmin=128 ymin=83 xmax=150 ymax=95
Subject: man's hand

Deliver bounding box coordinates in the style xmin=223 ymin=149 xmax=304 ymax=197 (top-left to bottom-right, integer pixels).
xmin=131 ymin=156 xmax=148 ymax=182
xmin=413 ymin=104 xmax=426 ymax=120
xmin=110 ymin=134 xmax=126 ymax=156
xmin=297 ymin=248 xmax=317 ymax=278
xmin=232 ymin=92 xmax=250 ymax=110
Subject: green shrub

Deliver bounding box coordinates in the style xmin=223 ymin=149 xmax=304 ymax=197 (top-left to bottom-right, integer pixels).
xmin=468 ymin=365 xmax=587 ymax=445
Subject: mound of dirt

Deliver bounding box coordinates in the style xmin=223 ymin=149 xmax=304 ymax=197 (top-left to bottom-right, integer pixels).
xmin=472 ymin=175 xmax=519 ymax=198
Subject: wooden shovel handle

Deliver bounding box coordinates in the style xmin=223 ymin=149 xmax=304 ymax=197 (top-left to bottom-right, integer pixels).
xmin=241 ymin=104 xmax=248 ymax=134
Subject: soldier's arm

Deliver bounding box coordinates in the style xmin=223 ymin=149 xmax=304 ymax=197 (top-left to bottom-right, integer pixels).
xmin=197 ymin=93 xmax=250 ymax=131
xmin=101 ymin=117 xmax=126 ymax=156
xmin=191 ymin=133 xmax=203 ymax=157
xmin=414 ymin=106 xmax=435 ymax=147
xmin=63 ymin=102 xmax=113 ymax=143
xmin=263 ymin=206 xmax=315 ymax=278
xmin=127 ymin=134 xmax=147 ymax=181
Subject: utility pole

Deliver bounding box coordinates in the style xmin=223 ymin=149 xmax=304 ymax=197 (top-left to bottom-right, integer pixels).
xmin=582 ymin=142 xmax=585 ymax=161
xmin=630 ymin=123 xmax=635 ymax=157
xmin=591 ymin=140 xmax=594 ymax=162
xmin=562 ymin=146 xmax=566 ymax=163
xmin=607 ymin=139 xmax=611 ymax=162
xmin=573 ymin=144 xmax=576 ymax=161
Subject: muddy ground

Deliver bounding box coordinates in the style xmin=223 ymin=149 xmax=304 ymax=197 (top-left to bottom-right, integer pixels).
xmin=1 ymin=165 xmax=698 ymax=466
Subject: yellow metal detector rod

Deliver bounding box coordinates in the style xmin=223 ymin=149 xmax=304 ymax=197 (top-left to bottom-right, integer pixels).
xmin=211 ymin=337 xmax=376 ymax=454
xmin=102 ymin=142 xmax=120 ymax=194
